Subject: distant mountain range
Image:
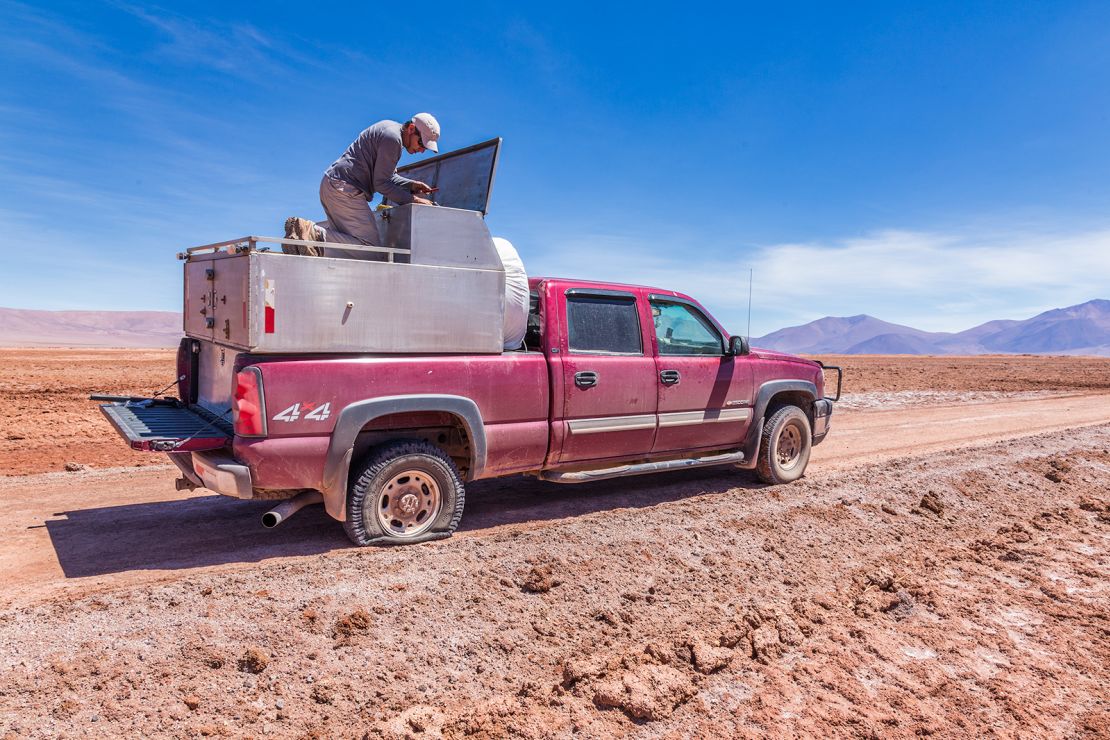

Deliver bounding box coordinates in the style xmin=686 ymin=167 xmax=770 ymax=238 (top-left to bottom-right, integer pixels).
xmin=754 ymin=299 xmax=1110 ymax=356
xmin=0 ymin=307 xmax=181 ymax=348
xmin=2 ymin=299 xmax=1108 ymax=355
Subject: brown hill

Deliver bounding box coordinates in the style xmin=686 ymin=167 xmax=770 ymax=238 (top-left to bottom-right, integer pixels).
xmin=0 ymin=307 xmax=181 ymax=348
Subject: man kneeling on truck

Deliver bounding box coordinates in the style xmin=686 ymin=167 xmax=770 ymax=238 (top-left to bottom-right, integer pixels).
xmin=284 ymin=113 xmax=441 ymax=257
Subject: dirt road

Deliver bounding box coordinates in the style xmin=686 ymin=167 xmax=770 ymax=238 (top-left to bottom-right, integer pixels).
xmin=0 ymin=411 xmax=1106 ymax=738
xmin=814 ymin=391 xmax=1110 ymax=468
xmin=2 ymin=352 xmax=1109 ymax=737
xmin=2 ymin=392 xmax=1109 ymax=610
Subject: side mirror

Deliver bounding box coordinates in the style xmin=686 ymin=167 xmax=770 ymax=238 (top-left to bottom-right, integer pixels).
xmin=728 ymin=335 xmax=750 ymax=356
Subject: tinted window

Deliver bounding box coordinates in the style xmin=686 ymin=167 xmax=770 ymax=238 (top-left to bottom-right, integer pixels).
xmin=651 ymin=301 xmax=724 ymax=355
xmin=524 ymin=292 xmax=542 ymax=350
xmin=567 ymin=294 xmax=642 ymax=354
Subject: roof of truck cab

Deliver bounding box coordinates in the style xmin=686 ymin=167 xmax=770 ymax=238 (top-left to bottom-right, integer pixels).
xmin=529 ymin=276 xmax=687 ymax=298
xmin=530 ymin=276 xmax=732 ymax=338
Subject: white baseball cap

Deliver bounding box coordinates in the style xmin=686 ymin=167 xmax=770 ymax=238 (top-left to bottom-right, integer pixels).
xmin=411 ymin=112 xmax=440 ymax=153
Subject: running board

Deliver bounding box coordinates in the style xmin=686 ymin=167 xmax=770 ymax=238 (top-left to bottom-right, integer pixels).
xmin=540 ymin=451 xmax=745 ymax=484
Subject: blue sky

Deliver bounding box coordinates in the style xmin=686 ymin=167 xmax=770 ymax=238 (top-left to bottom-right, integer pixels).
xmin=1 ymin=1 xmax=1108 ymax=335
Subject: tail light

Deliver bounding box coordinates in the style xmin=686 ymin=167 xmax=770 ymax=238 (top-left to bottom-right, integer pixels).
xmin=233 ymin=366 xmax=268 ymax=437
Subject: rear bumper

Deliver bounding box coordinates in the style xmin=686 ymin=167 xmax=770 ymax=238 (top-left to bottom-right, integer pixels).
xmin=97 ymin=398 xmax=251 ymax=497
xmin=812 ymin=399 xmax=833 ymax=444
xmin=98 ymin=399 xmax=230 ymax=452
xmin=171 ymin=449 xmax=253 ymax=498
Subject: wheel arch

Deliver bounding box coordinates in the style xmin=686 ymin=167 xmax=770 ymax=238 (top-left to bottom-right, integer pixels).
xmin=320 ymin=395 xmax=486 ymax=520
xmin=737 ymin=380 xmax=817 ymax=469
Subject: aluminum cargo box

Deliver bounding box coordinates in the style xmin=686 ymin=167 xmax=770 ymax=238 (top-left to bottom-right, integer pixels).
xmin=184 ymin=248 xmax=505 ymax=354
xmin=383 ymin=204 xmax=502 ymax=267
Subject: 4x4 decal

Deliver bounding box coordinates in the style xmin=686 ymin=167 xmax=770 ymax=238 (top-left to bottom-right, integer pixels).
xmin=272 ymin=402 xmax=331 ymax=422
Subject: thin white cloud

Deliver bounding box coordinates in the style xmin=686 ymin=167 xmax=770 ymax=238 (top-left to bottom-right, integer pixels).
xmin=525 ymin=227 xmax=1110 ymax=336
xmin=750 ymin=229 xmax=1110 ymax=332
xmin=0 ymin=18 xmax=233 ymax=147
xmin=108 ymin=2 xmax=377 ymax=82
xmin=112 ymin=3 xmax=281 ymax=78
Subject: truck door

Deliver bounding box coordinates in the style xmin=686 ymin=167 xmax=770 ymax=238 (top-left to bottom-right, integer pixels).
xmin=554 ymin=288 xmax=658 ymax=464
xmin=208 ymin=255 xmax=252 ymax=349
xmin=183 ymin=258 xmax=215 ymax=342
xmin=648 ymin=296 xmax=754 ymax=454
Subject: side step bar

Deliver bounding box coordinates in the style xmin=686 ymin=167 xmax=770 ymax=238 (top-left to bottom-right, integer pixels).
xmin=540 ymin=451 xmax=745 ymax=484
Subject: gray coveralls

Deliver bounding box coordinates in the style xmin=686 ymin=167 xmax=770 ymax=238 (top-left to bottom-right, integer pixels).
xmin=316 ymin=119 xmax=416 ymax=260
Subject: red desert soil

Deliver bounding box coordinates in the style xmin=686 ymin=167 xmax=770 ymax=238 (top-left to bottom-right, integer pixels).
xmin=0 ymin=349 xmax=174 ymax=475
xmin=3 ymin=349 xmax=1110 ymax=476
xmin=0 ymin=349 xmax=1109 ymax=737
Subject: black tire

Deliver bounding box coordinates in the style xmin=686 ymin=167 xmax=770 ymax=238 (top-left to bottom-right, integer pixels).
xmin=755 ymin=405 xmax=812 ymax=484
xmin=343 ymin=440 xmax=465 ymax=547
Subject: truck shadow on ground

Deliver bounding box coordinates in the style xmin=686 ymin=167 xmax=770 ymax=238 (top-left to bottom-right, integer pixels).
xmin=44 ymin=496 xmax=350 ymax=578
xmin=458 ymin=467 xmax=764 ymax=533
xmin=44 ymin=468 xmax=765 ymax=578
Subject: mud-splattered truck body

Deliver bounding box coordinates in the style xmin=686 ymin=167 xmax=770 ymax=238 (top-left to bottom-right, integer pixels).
xmin=96 ymin=139 xmax=839 ymax=545
xmin=99 ymin=270 xmax=839 ymax=546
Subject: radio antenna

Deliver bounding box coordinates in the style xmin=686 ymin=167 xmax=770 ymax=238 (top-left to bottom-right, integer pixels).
xmin=746 ymin=268 xmax=753 ymax=341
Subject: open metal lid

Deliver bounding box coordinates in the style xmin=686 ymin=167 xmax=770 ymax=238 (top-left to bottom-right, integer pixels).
xmin=386 ymin=137 xmax=502 ymax=215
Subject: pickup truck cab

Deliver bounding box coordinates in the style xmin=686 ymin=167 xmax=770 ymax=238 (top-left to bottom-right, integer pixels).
xmin=100 ymin=274 xmax=839 ymax=546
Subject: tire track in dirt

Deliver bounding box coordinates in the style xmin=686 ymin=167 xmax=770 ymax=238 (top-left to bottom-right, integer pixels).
xmin=1 ymin=420 xmax=1108 ymax=737
xmin=1 ymin=393 xmax=1108 ymax=608
xmin=812 ymin=392 xmax=1110 ymax=471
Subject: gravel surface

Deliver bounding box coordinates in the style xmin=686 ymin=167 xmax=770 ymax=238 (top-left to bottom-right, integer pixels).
xmin=835 ymin=389 xmax=1062 ymax=410
xmin=1 ymin=426 xmax=1108 ymax=738
xmin=2 ymin=350 xmax=1109 ymax=737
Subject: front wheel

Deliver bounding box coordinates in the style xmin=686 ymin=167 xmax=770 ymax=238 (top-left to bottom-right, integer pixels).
xmin=343 ymin=440 xmax=465 ymax=546
xmin=755 ymin=405 xmax=812 ymax=484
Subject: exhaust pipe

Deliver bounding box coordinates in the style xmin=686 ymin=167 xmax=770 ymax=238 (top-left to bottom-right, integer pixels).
xmin=262 ymin=490 xmax=323 ymax=528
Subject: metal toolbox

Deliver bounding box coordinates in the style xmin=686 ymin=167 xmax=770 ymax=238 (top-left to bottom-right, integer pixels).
xmin=182 ymin=232 xmax=506 ymax=354
xmin=181 ymin=138 xmax=510 ymax=355
xmin=383 ymin=204 xmax=502 ymax=267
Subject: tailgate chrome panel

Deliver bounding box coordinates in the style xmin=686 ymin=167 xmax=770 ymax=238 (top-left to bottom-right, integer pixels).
xmin=99 ymin=400 xmax=231 ymax=452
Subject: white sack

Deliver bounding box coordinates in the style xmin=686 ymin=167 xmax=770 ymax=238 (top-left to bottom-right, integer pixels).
xmin=492 ymin=237 xmax=529 ymax=350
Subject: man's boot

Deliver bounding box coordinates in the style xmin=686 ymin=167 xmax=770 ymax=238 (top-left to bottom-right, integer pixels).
xmin=282 ymin=217 xmax=324 ymax=257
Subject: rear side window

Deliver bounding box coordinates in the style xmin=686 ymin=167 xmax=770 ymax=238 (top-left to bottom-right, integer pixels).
xmin=567 ymin=294 xmax=642 ymax=355
xmin=523 ymin=292 xmax=543 ymax=350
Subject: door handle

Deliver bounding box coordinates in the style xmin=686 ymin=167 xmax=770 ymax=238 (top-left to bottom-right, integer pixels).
xmin=574 ymin=371 xmax=599 ymax=389
xmin=659 ymin=369 xmax=681 ymax=385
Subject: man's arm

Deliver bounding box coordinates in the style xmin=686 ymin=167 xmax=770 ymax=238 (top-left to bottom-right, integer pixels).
xmin=372 ymin=137 xmax=415 ymax=204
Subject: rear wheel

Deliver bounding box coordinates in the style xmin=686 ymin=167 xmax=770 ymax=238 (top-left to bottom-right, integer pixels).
xmin=343 ymin=440 xmax=465 ymax=546
xmin=755 ymin=405 xmax=812 ymax=484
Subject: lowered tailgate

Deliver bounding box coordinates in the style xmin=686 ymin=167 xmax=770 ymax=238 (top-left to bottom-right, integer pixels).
xmin=98 ymin=398 xmax=231 ymax=452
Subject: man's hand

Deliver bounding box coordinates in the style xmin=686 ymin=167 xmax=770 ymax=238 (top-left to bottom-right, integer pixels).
xmin=413 ymin=195 xmax=435 ymax=205
xmin=410 ymin=181 xmax=436 ymax=195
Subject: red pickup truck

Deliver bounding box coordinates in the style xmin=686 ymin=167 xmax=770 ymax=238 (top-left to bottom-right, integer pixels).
xmin=99 ymin=275 xmax=839 ymax=546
